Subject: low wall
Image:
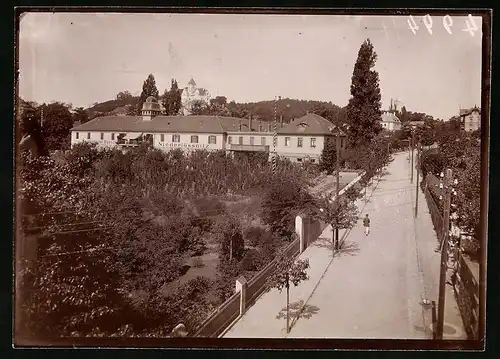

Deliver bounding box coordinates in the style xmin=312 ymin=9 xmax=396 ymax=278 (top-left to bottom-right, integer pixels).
xmin=454 ymin=252 xmax=480 ymax=339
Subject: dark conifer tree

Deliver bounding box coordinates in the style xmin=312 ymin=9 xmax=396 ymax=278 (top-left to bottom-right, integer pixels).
xmin=345 ymin=39 xmax=383 ymax=147
xmin=136 ymin=74 xmax=159 ymax=115
xmin=162 ymin=79 xmax=182 ymax=115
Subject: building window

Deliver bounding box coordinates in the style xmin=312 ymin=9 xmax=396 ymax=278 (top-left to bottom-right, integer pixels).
xmin=191 ymin=135 xmax=199 ymax=143
xmin=297 ymin=137 xmax=303 ymax=148
xmin=250 ymin=137 xmax=254 ymax=145
xmin=209 ymin=135 xmax=217 ymax=144
xmin=160 ymin=134 xmax=165 ymax=142
xmin=340 ymin=138 xmax=345 ymax=148
xmin=111 ymin=133 xmax=115 ymax=141
xmin=172 ymin=134 xmax=180 ymax=142
xmin=76 ymin=132 xmax=79 ymax=139
xmin=239 ymin=136 xmax=243 ymax=145
xmin=311 ymin=159 xmax=316 ymax=163
xmin=285 ymin=137 xmax=290 ymax=147
xmin=87 ymin=133 xmax=91 ymax=140
xmin=101 ymin=133 xmax=104 ymax=140
xmin=261 ymin=137 xmax=266 ymax=145
xmin=310 ymin=138 xmax=316 ymax=148
xmin=297 ymin=158 xmax=302 ymax=162
xmin=228 ymin=136 xmax=232 ymax=144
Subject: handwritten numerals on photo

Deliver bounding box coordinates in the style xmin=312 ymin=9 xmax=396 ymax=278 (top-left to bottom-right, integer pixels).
xmin=408 ymin=14 xmax=478 ymax=36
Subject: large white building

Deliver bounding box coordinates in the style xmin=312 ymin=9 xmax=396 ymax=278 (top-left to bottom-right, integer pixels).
xmin=380 ymin=111 xmax=402 ymax=131
xmin=70 ymin=97 xmax=347 ymax=163
xmin=181 ymin=78 xmax=211 ymax=115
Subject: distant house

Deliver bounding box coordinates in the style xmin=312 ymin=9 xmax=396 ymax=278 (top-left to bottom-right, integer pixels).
xmin=380 ymin=111 xmax=402 ymax=131
xmin=181 ymin=78 xmax=211 ymax=115
xmin=459 ymin=106 xmax=481 ymax=132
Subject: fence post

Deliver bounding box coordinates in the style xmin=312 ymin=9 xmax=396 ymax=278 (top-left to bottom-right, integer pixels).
xmin=295 ymin=215 xmax=305 ymax=253
xmin=235 ymin=276 xmax=247 ymax=317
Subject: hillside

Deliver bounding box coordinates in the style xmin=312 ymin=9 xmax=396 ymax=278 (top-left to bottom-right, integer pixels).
xmin=85 ymin=95 xmax=346 ymax=124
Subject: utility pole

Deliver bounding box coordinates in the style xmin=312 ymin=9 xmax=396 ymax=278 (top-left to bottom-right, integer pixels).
xmin=414 ymin=144 xmax=420 ymax=218
xmin=436 ymin=168 xmax=452 ymax=340
xmin=335 ymin=129 xmax=341 ymax=251
xmin=410 ymin=130 xmax=415 ymax=183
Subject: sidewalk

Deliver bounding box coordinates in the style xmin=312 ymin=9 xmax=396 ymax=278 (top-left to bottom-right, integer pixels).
xmin=223 ymin=170 xmax=382 ymax=338
xmin=224 ymin=152 xmax=467 ymax=339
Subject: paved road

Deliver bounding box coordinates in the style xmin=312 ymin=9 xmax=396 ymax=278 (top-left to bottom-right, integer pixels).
xmin=224 ymin=152 xmax=450 ymax=339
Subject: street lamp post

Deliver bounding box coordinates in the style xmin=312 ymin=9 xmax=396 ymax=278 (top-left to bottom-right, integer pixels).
xmin=329 ymin=126 xmax=342 ymax=251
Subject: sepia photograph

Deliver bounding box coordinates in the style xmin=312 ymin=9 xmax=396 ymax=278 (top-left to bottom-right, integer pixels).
xmin=14 ymin=8 xmax=490 ymax=350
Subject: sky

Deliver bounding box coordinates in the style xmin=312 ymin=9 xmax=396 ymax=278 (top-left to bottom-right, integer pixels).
xmin=18 ymin=12 xmax=483 ymax=120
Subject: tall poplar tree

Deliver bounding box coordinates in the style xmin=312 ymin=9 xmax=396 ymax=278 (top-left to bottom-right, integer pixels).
xmin=162 ymin=79 xmax=182 ymax=115
xmin=136 ymin=74 xmax=159 ymax=115
xmin=345 ymin=39 xmax=382 ymax=147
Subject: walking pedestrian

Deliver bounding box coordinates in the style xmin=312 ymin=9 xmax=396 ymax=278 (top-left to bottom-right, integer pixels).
xmin=363 ymin=214 xmax=371 ymax=236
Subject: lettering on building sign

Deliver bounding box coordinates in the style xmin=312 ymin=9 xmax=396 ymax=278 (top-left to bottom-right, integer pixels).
xmin=158 ymin=142 xmax=210 ymax=150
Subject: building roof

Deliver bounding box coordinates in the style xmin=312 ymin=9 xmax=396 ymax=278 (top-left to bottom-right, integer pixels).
xmin=459 ymin=106 xmax=481 ymax=117
xmin=277 ymin=113 xmax=346 ymax=136
xmin=188 ymin=78 xmax=196 ymax=86
xmin=381 ymin=112 xmax=401 ymax=123
xmin=71 ymin=115 xmax=265 ymax=134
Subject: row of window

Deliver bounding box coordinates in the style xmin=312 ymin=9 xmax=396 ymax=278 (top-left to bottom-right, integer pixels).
xmin=75 ymin=133 xmax=321 ymax=148
xmin=160 ymin=134 xmax=217 ymax=144
xmin=76 ymin=132 xmax=117 ymax=140
xmin=227 ymin=136 xmax=317 ymax=148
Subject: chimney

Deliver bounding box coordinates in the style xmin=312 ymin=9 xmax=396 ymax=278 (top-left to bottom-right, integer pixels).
xmin=268 ymin=123 xmax=272 ymax=131
xmin=249 ymin=115 xmax=252 ymax=132
xmin=239 ymin=120 xmax=242 ymax=132
xmin=280 ymin=114 xmax=284 ymax=128
xmin=259 ymin=120 xmax=263 ymax=132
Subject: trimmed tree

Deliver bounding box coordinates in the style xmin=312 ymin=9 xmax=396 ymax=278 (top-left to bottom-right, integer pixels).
xmin=267 ymin=256 xmax=309 ymax=333
xmin=345 ymin=39 xmax=383 ymax=147
xmin=136 ymin=74 xmax=160 ymax=115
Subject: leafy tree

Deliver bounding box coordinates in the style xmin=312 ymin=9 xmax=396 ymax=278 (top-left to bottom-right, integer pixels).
xmin=136 ymin=74 xmax=159 ymax=115
xmin=345 ymin=39 xmax=383 ymax=147
xmin=267 ymin=255 xmax=309 ymax=333
xmin=19 ymin=102 xmax=47 ymax=156
xmin=41 ymin=102 xmax=74 ymax=150
xmin=212 ymin=215 xmax=244 ymax=261
xmin=116 ymin=91 xmax=133 ymax=101
xmin=210 ymin=96 xmax=228 ymax=108
xmin=454 ymin=144 xmax=480 ymax=243
xmin=317 ymin=193 xmax=359 ymax=250
xmin=190 ymin=100 xmax=209 ymax=115
xmin=261 ymin=177 xmax=314 ymax=239
xmin=73 ymin=107 xmax=89 ymax=124
xmin=214 ymin=258 xmax=242 ymax=303
xmin=162 ymin=79 xmax=182 ymax=116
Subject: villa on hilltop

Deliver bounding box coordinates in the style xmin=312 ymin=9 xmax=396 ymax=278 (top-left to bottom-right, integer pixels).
xmin=181 ymin=78 xmax=211 ymax=115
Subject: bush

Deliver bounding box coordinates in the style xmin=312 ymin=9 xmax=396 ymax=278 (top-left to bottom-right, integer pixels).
xmin=192 ymin=257 xmax=204 ymax=268
xmin=193 ymin=196 xmax=226 ymax=217
xmin=420 ymin=149 xmax=446 ymax=177
xmin=243 ymin=226 xmax=269 ymax=247
xmin=240 ymin=249 xmax=265 ymax=272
